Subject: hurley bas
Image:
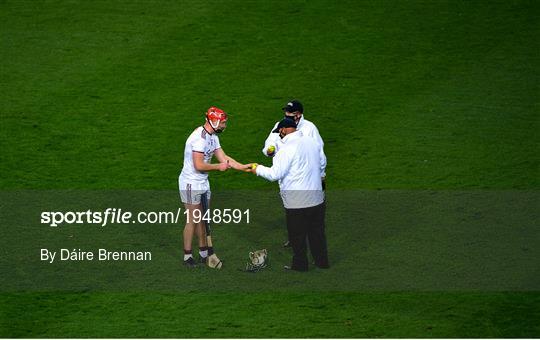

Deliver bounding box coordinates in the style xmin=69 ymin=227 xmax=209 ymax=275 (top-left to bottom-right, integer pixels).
xmin=41 ymin=248 xmax=152 ymax=263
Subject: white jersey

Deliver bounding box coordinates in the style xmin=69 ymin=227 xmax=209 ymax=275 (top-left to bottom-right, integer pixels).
xmin=179 ymin=126 xmax=221 ymax=183
xmin=262 ymin=116 xmax=326 ymax=177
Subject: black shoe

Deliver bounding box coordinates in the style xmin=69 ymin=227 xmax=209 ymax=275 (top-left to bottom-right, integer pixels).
xmin=183 ymin=257 xmax=197 ymax=267
xmin=283 ymin=240 xmax=291 ymax=247
xmin=200 ymin=256 xmax=207 ymax=264
xmin=314 ymin=263 xmax=330 ymax=269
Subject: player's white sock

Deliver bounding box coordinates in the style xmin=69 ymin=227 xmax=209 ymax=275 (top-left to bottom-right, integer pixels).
xmin=183 ymin=251 xmax=193 ymax=261
xmin=199 ymin=249 xmax=208 ymax=258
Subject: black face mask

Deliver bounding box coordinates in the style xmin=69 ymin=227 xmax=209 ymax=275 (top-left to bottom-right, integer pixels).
xmin=284 ymin=114 xmax=300 ymax=124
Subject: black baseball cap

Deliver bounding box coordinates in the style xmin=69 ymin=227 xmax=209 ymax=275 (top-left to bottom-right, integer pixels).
xmin=282 ymin=100 xmax=303 ymax=113
xmin=272 ymin=117 xmax=297 ymax=133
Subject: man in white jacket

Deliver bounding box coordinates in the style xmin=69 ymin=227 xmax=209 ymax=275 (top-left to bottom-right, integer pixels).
xmin=262 ymin=100 xmax=327 ymax=247
xmin=262 ymin=100 xmax=326 ymax=178
xmin=251 ymin=118 xmax=329 ymax=271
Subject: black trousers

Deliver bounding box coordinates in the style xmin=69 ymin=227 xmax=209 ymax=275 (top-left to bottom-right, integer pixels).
xmin=285 ymin=202 xmax=329 ymax=271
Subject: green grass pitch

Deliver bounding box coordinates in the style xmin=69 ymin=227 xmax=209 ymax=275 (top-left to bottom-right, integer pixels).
xmin=1 ymin=0 xmax=539 ymax=337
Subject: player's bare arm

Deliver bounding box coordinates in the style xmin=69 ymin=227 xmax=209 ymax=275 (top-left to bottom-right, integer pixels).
xmin=192 ymin=151 xmax=228 ymax=172
xmin=214 ymin=148 xmax=250 ymax=171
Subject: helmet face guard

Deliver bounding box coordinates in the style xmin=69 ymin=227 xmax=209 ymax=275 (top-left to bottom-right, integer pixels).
xmin=206 ymin=106 xmax=228 ymax=133
xmin=245 ymin=249 xmax=268 ymax=272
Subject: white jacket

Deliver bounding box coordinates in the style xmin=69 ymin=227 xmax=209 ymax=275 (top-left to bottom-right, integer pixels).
xmin=256 ymin=131 xmax=325 ymax=209
xmin=262 ymin=116 xmax=326 ymax=177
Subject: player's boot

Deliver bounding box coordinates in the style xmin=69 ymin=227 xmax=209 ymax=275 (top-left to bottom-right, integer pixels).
xmin=183 ymin=257 xmax=197 ymax=268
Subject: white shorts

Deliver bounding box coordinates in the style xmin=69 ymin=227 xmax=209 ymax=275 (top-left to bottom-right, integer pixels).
xmin=178 ymin=176 xmax=211 ymax=205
